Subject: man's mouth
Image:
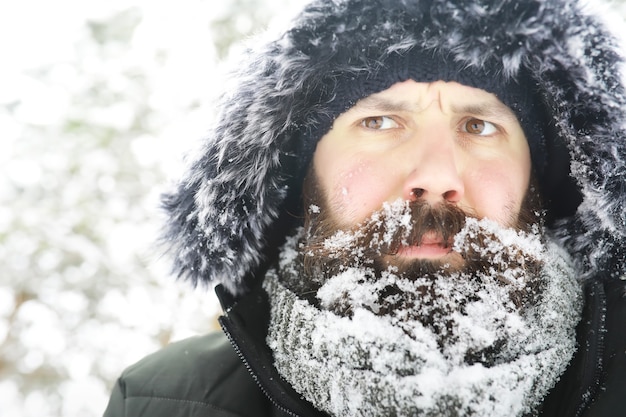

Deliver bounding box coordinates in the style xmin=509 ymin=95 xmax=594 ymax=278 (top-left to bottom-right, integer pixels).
xmin=396 ymin=233 xmax=453 ymax=259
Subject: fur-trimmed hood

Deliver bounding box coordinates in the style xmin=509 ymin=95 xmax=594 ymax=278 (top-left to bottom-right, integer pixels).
xmin=162 ymin=0 xmax=626 ymax=296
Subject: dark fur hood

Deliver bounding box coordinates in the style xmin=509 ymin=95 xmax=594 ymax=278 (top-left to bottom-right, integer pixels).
xmin=162 ymin=0 xmax=626 ymax=296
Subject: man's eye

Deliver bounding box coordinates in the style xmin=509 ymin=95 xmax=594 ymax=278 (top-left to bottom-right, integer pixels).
xmin=463 ymin=118 xmax=497 ymax=135
xmin=360 ymin=116 xmax=398 ymax=130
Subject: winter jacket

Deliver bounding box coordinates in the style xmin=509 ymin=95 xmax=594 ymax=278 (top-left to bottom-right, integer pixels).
xmin=104 ymin=276 xmax=626 ymax=417
xmin=105 ymin=0 xmax=626 ymax=415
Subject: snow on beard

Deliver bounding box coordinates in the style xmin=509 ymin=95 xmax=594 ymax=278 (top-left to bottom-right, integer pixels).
xmin=300 ymin=195 xmax=545 ymax=290
xmin=294 ymin=194 xmax=548 ymax=363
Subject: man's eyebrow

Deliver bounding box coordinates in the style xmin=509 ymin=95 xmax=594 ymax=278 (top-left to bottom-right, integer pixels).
xmin=351 ymin=95 xmax=519 ymax=122
xmin=351 ymin=96 xmax=416 ymax=113
xmin=451 ymin=103 xmax=518 ymax=121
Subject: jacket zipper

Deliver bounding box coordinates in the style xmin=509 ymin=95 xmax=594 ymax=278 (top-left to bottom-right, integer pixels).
xmin=219 ymin=318 xmax=301 ymax=417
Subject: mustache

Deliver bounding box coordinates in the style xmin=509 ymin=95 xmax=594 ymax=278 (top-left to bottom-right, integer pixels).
xmin=299 ymin=199 xmax=468 ymax=291
xmin=356 ymin=200 xmax=471 ymax=256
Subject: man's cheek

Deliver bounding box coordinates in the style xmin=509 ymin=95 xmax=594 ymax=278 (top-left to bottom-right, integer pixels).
xmin=466 ymin=166 xmax=522 ymax=225
xmin=329 ymin=162 xmax=390 ymax=224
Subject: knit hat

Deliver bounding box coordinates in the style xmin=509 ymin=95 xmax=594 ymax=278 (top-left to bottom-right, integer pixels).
xmin=299 ymin=48 xmax=552 ymax=186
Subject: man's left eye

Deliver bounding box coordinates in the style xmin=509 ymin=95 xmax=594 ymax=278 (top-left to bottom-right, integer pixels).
xmin=360 ymin=116 xmax=399 ymax=130
xmin=463 ymin=118 xmax=497 ymax=135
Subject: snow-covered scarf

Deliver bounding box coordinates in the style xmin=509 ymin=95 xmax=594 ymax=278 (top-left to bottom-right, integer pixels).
xmin=265 ymin=222 xmax=583 ymax=417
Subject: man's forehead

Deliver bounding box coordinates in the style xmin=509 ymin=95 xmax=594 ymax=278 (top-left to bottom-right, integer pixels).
xmin=347 ymin=80 xmax=518 ymax=121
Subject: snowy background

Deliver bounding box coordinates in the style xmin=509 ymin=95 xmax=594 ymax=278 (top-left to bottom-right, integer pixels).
xmin=1 ymin=1 xmax=624 ymax=416
xmin=1 ymin=1 xmax=301 ymax=416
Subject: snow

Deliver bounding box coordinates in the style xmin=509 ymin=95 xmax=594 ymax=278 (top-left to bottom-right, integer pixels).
xmin=0 ymin=1 xmax=302 ymax=416
xmin=267 ymin=201 xmax=583 ymax=416
xmin=4 ymin=0 xmax=623 ymax=415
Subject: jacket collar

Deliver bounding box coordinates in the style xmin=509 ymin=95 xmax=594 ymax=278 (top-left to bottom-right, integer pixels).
xmin=216 ymin=281 xmax=328 ymax=417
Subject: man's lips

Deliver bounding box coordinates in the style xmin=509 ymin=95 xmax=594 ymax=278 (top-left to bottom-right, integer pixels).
xmin=396 ymin=234 xmax=452 ymax=259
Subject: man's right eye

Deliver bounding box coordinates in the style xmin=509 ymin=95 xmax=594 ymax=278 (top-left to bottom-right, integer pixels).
xmin=360 ymin=116 xmax=398 ymax=130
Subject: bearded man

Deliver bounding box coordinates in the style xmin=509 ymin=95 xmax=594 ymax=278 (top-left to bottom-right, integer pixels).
xmin=104 ymin=0 xmax=626 ymax=416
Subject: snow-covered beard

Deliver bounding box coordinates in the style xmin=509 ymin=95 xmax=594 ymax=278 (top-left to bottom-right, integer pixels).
xmin=297 ymin=199 xmax=545 ymax=310
xmin=265 ymin=196 xmax=583 ymax=416
xmin=295 ymin=167 xmax=546 ymax=300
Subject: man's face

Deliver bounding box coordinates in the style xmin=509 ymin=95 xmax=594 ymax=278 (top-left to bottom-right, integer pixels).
xmin=311 ymin=80 xmax=532 ymax=270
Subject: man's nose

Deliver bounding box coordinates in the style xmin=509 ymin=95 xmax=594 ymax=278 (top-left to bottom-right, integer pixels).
xmin=401 ymin=133 xmax=465 ymax=204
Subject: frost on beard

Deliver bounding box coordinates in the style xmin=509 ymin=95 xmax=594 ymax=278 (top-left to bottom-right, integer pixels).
xmin=315 ymin=216 xmax=549 ymax=364
xmin=266 ymin=202 xmax=583 ymax=417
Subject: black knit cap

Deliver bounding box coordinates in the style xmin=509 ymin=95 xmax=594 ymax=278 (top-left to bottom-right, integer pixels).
xmin=302 ymin=48 xmax=549 ymax=180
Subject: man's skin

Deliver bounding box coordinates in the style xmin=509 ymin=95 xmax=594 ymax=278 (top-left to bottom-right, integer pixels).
xmin=312 ymin=80 xmax=532 ymax=270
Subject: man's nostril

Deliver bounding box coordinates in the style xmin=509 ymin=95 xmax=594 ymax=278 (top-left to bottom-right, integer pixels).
xmin=411 ymin=188 xmax=425 ymax=199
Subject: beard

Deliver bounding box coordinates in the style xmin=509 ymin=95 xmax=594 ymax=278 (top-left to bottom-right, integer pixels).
xmin=266 ymin=170 xmax=582 ymax=417
xmin=289 ymin=167 xmax=546 ymax=313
